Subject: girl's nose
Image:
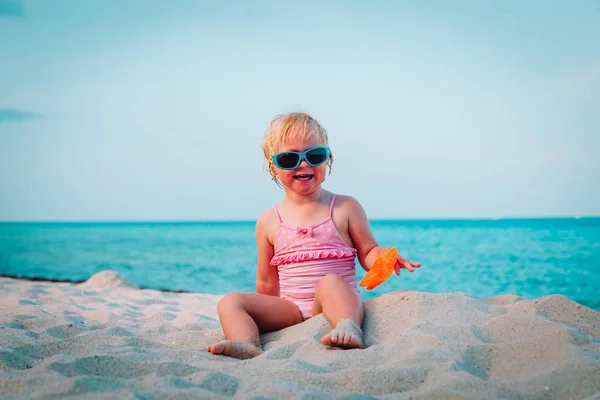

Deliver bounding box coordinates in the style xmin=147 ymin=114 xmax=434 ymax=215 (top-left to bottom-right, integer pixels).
xmin=299 ymin=157 xmax=309 ymax=167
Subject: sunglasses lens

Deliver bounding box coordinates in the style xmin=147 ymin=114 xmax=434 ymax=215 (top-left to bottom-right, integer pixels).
xmin=306 ymin=148 xmax=328 ymax=165
xmin=276 ymin=153 xmax=300 ymax=169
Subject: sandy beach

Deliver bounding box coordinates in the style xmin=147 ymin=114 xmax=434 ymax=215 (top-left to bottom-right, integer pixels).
xmin=1 ymin=271 xmax=599 ymax=399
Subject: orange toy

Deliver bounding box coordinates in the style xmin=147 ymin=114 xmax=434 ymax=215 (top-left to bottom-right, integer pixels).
xmin=359 ymin=248 xmax=399 ymax=290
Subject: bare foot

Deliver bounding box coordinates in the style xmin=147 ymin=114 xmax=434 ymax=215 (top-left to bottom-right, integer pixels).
xmin=321 ymin=319 xmax=364 ymax=349
xmin=206 ymin=340 xmax=263 ymax=359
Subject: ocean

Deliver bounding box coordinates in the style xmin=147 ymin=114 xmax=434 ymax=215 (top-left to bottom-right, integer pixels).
xmin=1 ymin=218 xmax=599 ymax=311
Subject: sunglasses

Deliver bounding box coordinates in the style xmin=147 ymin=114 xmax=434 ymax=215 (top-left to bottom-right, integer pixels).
xmin=269 ymin=146 xmax=331 ymax=170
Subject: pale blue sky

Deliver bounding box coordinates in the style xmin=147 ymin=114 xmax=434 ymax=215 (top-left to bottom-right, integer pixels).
xmin=1 ymin=0 xmax=599 ymax=221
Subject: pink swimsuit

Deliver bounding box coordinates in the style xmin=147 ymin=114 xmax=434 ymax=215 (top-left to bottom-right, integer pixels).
xmin=271 ymin=195 xmax=360 ymax=319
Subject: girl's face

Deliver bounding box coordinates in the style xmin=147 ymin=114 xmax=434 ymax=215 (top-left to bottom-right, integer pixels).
xmin=271 ymin=134 xmax=328 ymax=196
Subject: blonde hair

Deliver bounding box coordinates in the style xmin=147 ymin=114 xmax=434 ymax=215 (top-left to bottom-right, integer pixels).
xmin=261 ymin=112 xmax=333 ymax=184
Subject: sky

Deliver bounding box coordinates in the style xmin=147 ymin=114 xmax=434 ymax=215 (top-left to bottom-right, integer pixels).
xmin=0 ymin=0 xmax=599 ymax=221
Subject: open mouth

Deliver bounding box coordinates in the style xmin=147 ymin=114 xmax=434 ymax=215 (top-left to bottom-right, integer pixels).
xmin=294 ymin=174 xmax=314 ymax=181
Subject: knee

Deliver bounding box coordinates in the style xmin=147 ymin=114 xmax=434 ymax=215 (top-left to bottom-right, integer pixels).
xmin=316 ymin=273 xmax=346 ymax=292
xmin=217 ymin=292 xmax=246 ymax=315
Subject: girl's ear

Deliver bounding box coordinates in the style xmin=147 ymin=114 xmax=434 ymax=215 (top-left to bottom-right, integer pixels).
xmin=268 ymin=163 xmax=279 ymax=182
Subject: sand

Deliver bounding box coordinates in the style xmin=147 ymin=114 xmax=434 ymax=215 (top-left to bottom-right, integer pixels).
xmin=1 ymin=271 xmax=599 ymax=399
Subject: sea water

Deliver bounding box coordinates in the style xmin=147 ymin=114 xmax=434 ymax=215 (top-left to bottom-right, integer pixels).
xmin=1 ymin=218 xmax=599 ymax=311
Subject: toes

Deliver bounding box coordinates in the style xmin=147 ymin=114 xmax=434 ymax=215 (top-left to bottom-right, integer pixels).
xmin=330 ymin=332 xmax=339 ymax=344
xmin=207 ymin=340 xmax=263 ymax=359
xmin=321 ymin=332 xmax=359 ymax=348
xmin=321 ymin=333 xmax=336 ymax=346
xmin=341 ymin=333 xmax=352 ymax=346
xmin=207 ymin=342 xmax=225 ymax=355
xmin=321 ymin=319 xmax=364 ymax=349
xmin=342 ymin=333 xmax=352 ymax=346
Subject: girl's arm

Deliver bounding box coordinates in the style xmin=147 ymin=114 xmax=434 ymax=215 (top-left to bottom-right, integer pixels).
xmin=347 ymin=197 xmax=421 ymax=273
xmin=346 ymin=198 xmax=380 ymax=271
xmin=255 ymin=212 xmax=280 ymax=296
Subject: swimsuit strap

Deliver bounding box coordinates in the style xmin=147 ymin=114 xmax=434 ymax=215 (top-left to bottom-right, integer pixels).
xmin=329 ymin=194 xmax=337 ymax=218
xmin=274 ymin=194 xmax=336 ymax=223
xmin=273 ymin=206 xmax=282 ymax=222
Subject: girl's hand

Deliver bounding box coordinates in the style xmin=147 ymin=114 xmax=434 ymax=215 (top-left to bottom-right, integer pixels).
xmin=374 ymin=246 xmax=422 ymax=275
xmin=394 ymin=256 xmax=421 ymax=275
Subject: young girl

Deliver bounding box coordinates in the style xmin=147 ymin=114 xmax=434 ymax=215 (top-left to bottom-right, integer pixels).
xmin=207 ymin=112 xmax=421 ymax=359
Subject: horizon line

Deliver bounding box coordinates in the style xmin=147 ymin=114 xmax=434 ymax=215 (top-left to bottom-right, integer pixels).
xmin=1 ymin=216 xmax=599 ymax=224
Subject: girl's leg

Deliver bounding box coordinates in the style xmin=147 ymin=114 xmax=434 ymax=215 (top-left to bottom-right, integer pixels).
xmin=312 ymin=274 xmax=364 ymax=349
xmin=207 ymin=292 xmax=303 ymax=359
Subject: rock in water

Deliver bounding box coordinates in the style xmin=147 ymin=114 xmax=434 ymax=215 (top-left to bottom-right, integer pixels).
xmin=80 ymin=270 xmax=138 ymax=289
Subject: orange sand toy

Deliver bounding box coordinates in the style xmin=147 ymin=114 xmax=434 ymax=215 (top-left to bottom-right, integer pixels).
xmin=359 ymin=248 xmax=399 ymax=290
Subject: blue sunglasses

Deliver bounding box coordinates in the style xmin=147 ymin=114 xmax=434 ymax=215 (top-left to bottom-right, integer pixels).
xmin=270 ymin=146 xmax=331 ymax=170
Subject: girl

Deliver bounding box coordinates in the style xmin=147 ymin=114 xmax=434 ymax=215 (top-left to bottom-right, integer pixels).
xmin=207 ymin=112 xmax=421 ymax=359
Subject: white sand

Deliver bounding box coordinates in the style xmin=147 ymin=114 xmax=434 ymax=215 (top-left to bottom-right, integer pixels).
xmin=1 ymin=271 xmax=599 ymax=399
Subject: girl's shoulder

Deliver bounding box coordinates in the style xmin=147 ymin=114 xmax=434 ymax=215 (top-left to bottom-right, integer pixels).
xmin=256 ymin=206 xmax=279 ymax=228
xmin=332 ymin=193 xmax=364 ymax=214
xmin=255 ymin=206 xmax=282 ymax=245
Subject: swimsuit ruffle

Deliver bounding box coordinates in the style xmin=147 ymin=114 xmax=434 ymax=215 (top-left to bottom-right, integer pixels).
xmin=270 ymin=248 xmax=357 ymax=266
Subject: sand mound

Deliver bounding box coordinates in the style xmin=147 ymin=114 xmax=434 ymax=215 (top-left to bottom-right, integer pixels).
xmin=0 ymin=277 xmax=599 ymax=399
xmin=79 ymin=270 xmax=138 ymax=289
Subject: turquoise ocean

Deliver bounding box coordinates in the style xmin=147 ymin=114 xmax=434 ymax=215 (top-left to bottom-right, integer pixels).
xmin=1 ymin=218 xmax=599 ymax=311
